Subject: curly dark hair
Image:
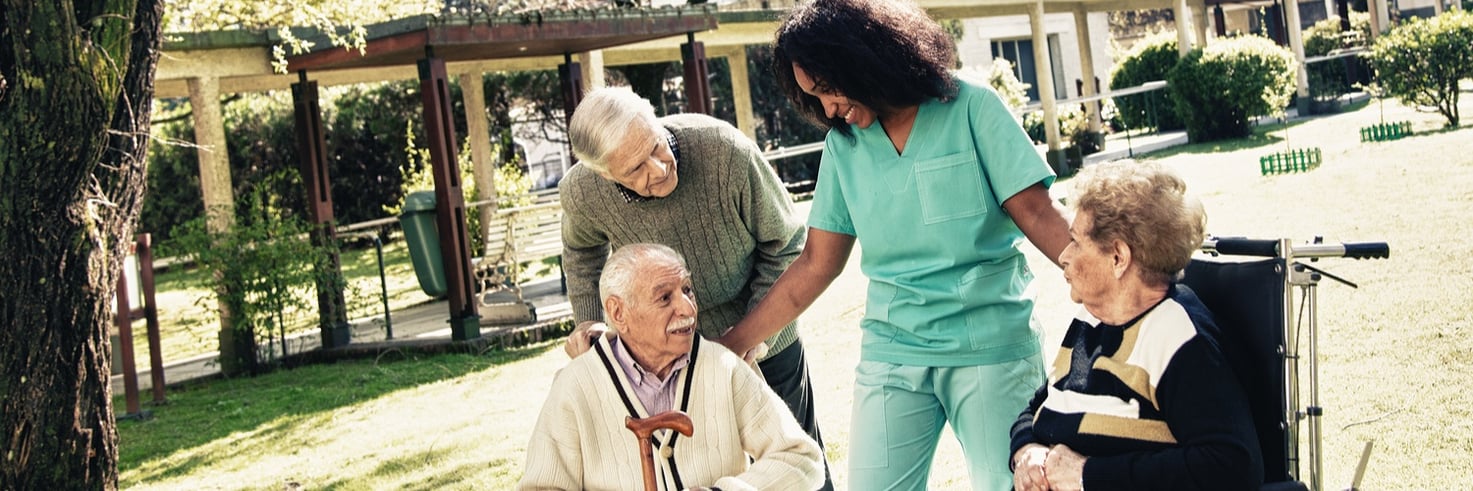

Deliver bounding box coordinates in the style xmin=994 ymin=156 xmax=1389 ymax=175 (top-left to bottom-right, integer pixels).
xmin=772 ymin=0 xmax=957 ymax=138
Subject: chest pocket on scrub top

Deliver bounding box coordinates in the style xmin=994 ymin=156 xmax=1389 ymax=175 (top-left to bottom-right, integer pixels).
xmin=915 ymin=151 xmax=987 ymax=225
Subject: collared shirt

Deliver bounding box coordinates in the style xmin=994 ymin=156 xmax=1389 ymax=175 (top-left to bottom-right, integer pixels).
xmin=610 ymin=336 xmax=690 ymax=414
xmin=614 ymin=130 xmax=683 ymax=203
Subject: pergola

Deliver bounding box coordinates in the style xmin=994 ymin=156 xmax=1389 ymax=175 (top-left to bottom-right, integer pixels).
xmin=154 ymin=0 xmax=1343 ymax=352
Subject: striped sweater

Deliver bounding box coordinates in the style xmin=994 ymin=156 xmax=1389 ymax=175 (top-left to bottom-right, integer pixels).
xmin=559 ymin=113 xmax=805 ymax=359
xmin=518 ymin=336 xmax=823 ymax=491
xmin=1010 ymin=285 xmax=1263 ymax=490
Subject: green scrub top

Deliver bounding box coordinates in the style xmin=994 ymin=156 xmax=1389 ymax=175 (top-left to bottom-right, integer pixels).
xmin=807 ymin=79 xmax=1056 ymax=367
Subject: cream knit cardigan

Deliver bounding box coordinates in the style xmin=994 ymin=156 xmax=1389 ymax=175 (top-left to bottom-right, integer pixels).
xmin=518 ymin=337 xmax=822 ymax=491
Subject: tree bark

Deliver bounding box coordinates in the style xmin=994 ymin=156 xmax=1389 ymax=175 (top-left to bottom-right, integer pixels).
xmin=0 ymin=0 xmax=163 ymax=488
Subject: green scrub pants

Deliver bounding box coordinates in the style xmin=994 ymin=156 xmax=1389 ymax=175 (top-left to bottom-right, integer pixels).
xmin=847 ymin=354 xmax=1045 ymax=491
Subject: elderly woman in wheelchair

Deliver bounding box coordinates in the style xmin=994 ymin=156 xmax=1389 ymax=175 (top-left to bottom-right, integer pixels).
xmin=1009 ymin=161 xmax=1263 ymax=491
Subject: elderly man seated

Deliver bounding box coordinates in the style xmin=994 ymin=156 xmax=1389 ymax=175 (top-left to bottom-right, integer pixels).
xmin=519 ymin=243 xmax=823 ymax=491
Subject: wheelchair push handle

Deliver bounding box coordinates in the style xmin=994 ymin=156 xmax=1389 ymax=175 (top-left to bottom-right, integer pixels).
xmin=1205 ymin=237 xmax=1280 ymax=257
xmin=1203 ymin=237 xmax=1390 ymax=260
xmin=1336 ymin=242 xmax=1390 ymax=260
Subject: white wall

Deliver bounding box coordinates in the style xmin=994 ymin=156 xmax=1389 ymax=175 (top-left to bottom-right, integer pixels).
xmin=957 ymin=12 xmax=1113 ymax=101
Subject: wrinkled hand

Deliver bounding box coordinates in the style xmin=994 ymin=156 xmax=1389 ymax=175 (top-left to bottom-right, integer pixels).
xmin=1043 ymin=444 xmax=1086 ymax=491
xmin=741 ymin=342 xmax=769 ymax=364
xmin=563 ymin=321 xmax=613 ymax=358
xmin=1013 ymin=443 xmax=1052 ymax=491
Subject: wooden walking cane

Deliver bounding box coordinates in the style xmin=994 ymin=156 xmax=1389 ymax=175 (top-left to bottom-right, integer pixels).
xmin=625 ymin=411 xmax=695 ymax=491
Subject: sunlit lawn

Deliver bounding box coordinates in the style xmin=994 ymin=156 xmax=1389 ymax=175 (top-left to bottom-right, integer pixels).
xmin=119 ymin=96 xmax=1473 ymax=490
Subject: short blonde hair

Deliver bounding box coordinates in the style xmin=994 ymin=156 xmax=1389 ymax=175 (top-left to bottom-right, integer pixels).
xmin=1071 ymin=160 xmax=1205 ymax=287
xmin=568 ymin=86 xmax=660 ymax=176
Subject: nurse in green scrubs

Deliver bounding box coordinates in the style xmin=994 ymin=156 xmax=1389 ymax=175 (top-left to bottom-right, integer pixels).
xmin=716 ymin=0 xmax=1072 ymax=489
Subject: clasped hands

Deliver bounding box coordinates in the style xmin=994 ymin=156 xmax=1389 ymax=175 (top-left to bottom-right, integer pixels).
xmin=563 ymin=321 xmax=767 ymax=364
xmin=1012 ymin=443 xmax=1087 ymax=491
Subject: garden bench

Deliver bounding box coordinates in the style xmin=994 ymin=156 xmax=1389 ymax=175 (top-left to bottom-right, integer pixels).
xmin=473 ymin=200 xmax=566 ymax=307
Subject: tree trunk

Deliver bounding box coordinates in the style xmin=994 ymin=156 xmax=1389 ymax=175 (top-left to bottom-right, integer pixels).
xmin=0 ymin=0 xmax=163 ymax=488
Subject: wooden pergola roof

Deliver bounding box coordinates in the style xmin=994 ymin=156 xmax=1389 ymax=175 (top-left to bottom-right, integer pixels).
xmin=283 ymin=8 xmax=720 ymax=72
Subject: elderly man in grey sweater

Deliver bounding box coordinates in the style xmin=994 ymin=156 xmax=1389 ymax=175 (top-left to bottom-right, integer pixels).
xmin=558 ymin=86 xmax=831 ymax=490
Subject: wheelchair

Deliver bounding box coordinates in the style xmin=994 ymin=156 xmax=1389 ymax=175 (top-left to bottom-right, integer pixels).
xmin=1185 ymin=237 xmax=1389 ymax=491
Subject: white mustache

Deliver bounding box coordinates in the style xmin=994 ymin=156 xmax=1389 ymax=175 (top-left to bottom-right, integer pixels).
xmin=666 ymin=317 xmax=695 ymax=333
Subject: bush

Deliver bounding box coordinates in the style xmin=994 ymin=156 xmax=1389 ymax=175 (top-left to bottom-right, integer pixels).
xmin=140 ymin=93 xmax=302 ymax=244
xmin=163 ymin=170 xmax=346 ymax=372
xmin=1304 ymin=13 xmax=1373 ymax=101
xmin=1109 ymin=32 xmax=1182 ymax=131
xmin=982 ymin=58 xmax=1031 ymax=112
xmin=1367 ymin=10 xmax=1473 ymax=128
xmin=1167 ymin=35 xmax=1296 ymax=142
xmin=141 ymin=111 xmax=204 ymax=244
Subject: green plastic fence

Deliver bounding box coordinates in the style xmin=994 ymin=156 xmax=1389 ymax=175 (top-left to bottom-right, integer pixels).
xmin=1359 ymin=121 xmax=1412 ymax=142
xmin=1260 ymin=147 xmax=1323 ymax=175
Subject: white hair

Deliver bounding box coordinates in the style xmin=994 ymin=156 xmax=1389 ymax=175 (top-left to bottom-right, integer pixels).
xmin=599 ymin=243 xmax=688 ymax=310
xmin=568 ymin=86 xmax=661 ymax=176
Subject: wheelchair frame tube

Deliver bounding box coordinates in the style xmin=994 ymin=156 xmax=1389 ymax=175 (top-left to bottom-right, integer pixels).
xmin=1280 ymin=238 xmax=1304 ymax=486
xmin=1307 ymin=272 xmax=1324 ymax=491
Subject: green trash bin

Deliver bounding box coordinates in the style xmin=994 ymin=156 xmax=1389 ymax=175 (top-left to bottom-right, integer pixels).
xmin=399 ymin=190 xmax=447 ymax=298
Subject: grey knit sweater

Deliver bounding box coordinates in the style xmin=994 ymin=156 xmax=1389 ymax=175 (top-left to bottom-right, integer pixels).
xmin=559 ymin=113 xmax=804 ymax=358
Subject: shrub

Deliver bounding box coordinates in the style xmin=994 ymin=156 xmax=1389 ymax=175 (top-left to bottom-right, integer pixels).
xmin=163 ymin=170 xmax=346 ymax=372
xmin=1367 ymin=10 xmax=1473 ymax=127
xmin=1023 ymin=106 xmax=1089 ymax=145
xmin=1167 ymin=36 xmax=1296 ymax=142
xmin=1304 ymin=13 xmax=1372 ymax=101
xmin=983 ymin=58 xmax=1031 ymax=112
xmin=1108 ymin=32 xmax=1182 ymax=131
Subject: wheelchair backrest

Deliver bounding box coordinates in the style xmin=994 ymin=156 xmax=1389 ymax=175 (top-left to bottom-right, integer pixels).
xmin=1181 ymin=257 xmax=1292 ymax=484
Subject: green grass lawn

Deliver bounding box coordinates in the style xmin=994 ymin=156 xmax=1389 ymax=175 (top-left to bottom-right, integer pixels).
xmin=118 ymin=96 xmax=1473 ymax=490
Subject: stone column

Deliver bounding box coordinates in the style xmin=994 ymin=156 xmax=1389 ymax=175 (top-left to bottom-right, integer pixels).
xmin=1073 ymin=6 xmax=1102 ymax=135
xmin=459 ymin=71 xmax=498 ymax=252
xmin=1029 ymin=1 xmax=1065 ymax=170
xmin=578 ymin=50 xmax=605 ymax=91
xmin=728 ymin=48 xmax=757 ymax=140
xmin=1175 ymin=0 xmax=1196 ymax=56
xmin=187 ymin=76 xmax=249 ymax=374
xmin=1285 ymin=0 xmax=1311 ymax=100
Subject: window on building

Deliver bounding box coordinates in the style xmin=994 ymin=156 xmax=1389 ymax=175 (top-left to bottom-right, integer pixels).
xmin=991 ymin=35 xmax=1068 ymax=102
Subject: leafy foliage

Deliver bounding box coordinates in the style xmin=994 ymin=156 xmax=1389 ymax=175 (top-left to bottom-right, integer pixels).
xmin=747 ymin=45 xmax=828 ymax=186
xmin=328 ymin=82 xmax=429 ymax=224
xmin=142 ymin=113 xmax=205 ymax=243
xmin=1303 ymin=13 xmax=1372 ymax=101
xmin=142 ymin=93 xmax=303 ymax=244
xmin=163 ymin=170 xmax=347 ymax=370
xmin=1367 ymin=10 xmax=1473 ymax=127
xmin=162 ymin=0 xmax=438 ymax=72
xmin=980 ymin=58 xmax=1031 ymax=113
xmin=1167 ymin=35 xmax=1296 ymax=142
xmin=1108 ymin=32 xmax=1183 ymax=131
xmin=1108 ymin=9 xmax=1176 ymax=40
